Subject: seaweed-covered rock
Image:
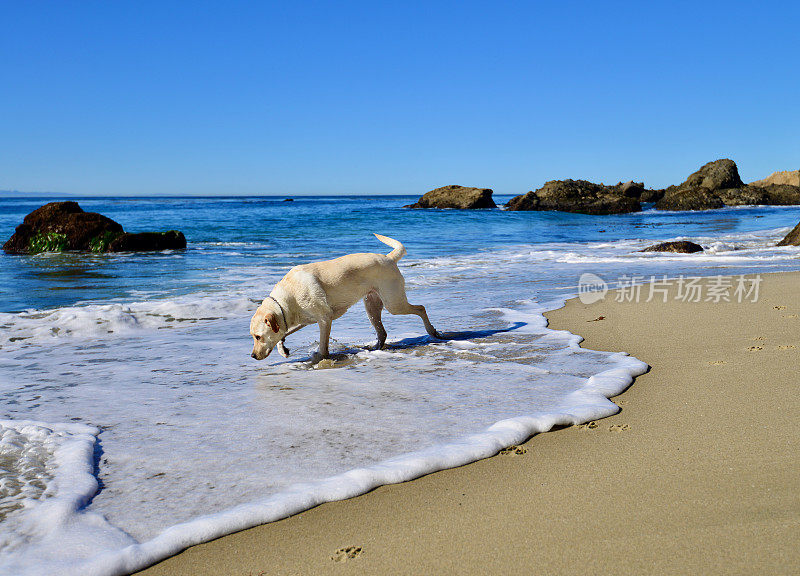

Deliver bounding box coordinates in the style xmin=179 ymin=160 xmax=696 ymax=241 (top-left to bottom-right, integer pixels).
xmin=3 ymin=201 xmax=186 ymax=254
xmin=776 ymin=222 xmax=800 ymax=246
xmin=506 ymin=180 xmax=641 ymax=215
xmin=3 ymin=202 xmax=124 ymax=253
xmin=405 ymin=185 xmax=496 ymax=209
xmin=640 ymin=241 xmax=704 ymax=253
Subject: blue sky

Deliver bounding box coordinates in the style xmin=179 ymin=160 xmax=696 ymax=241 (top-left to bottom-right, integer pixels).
xmin=1 ymin=1 xmax=798 ymax=196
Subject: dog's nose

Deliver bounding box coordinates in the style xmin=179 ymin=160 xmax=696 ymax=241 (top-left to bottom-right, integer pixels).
xmin=251 ymin=352 xmax=257 ymax=359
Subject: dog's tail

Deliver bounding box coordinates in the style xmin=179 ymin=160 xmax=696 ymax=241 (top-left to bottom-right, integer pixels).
xmin=374 ymin=233 xmax=407 ymax=262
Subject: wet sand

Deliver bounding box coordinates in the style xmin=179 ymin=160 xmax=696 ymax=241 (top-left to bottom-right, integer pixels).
xmin=137 ymin=272 xmax=800 ymax=575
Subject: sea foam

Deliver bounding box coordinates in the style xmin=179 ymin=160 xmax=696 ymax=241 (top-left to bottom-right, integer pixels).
xmin=0 ymin=421 xmax=134 ymax=576
xmin=0 ymin=305 xmax=647 ymax=576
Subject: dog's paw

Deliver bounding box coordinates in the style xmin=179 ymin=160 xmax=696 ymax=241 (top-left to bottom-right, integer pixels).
xmin=277 ymin=341 xmax=290 ymax=358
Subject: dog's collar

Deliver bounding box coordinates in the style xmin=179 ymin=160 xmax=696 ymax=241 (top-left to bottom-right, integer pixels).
xmin=266 ymin=295 xmax=288 ymax=331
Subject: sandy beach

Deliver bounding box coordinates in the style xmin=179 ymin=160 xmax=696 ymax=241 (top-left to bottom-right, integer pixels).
xmin=136 ymin=272 xmax=800 ymax=576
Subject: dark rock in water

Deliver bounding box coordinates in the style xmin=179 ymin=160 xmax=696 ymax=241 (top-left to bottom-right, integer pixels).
xmin=283 ymin=198 xmax=294 ymax=202
xmin=3 ymin=201 xmax=186 ymax=254
xmin=714 ymin=186 xmax=771 ymax=206
xmin=107 ymin=231 xmax=186 ymax=252
xmin=655 ymin=159 xmax=800 ymax=210
xmin=754 ymin=184 xmax=800 ymax=205
xmin=640 ymin=241 xmax=704 ymax=253
xmin=405 ymin=185 xmax=496 ymax=209
xmin=683 ymin=158 xmax=743 ymax=190
xmin=612 ymin=181 xmax=646 ymax=198
xmin=776 ymin=222 xmax=800 ymax=246
xmin=639 ymin=188 xmax=666 ymax=203
xmin=655 ymin=159 xmax=743 ymax=210
xmin=3 ymin=202 xmax=123 ymax=253
xmin=506 ymin=179 xmax=641 ymax=215
xmin=656 ymin=185 xmax=725 ymax=211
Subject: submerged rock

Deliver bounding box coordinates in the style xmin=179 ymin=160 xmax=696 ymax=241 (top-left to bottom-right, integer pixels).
xmin=506 ymin=179 xmax=641 ymax=215
xmin=3 ymin=201 xmax=186 ymax=254
xmin=405 ymin=185 xmax=496 ymax=209
xmin=776 ymin=222 xmax=800 ymax=246
xmin=640 ymin=241 xmax=704 ymax=253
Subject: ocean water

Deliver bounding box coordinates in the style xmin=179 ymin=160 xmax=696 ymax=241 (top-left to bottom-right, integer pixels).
xmin=1 ymin=195 xmax=799 ymax=575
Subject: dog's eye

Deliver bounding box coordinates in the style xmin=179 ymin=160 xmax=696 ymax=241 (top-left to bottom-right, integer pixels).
xmin=254 ymin=335 xmax=261 ymax=341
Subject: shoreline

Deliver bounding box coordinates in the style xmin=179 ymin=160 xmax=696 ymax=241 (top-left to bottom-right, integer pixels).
xmin=133 ymin=271 xmax=797 ymax=574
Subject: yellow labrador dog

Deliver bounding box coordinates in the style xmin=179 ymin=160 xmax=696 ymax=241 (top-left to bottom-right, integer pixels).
xmin=250 ymin=234 xmax=441 ymax=361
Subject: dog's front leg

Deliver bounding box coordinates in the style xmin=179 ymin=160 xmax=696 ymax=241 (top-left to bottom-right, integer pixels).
xmin=276 ymin=324 xmax=310 ymax=358
xmin=312 ymin=319 xmax=332 ymax=363
xmin=277 ymin=340 xmax=290 ymax=358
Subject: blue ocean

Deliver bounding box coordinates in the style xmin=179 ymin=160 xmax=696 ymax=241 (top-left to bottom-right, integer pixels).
xmin=1 ymin=194 xmax=799 ymax=575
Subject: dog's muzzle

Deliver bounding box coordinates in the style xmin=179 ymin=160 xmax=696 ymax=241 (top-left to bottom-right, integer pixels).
xmin=251 ymin=347 xmax=272 ymax=360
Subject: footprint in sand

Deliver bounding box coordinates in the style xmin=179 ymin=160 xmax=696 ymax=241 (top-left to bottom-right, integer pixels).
xmin=609 ymin=423 xmax=631 ymax=432
xmin=783 ymin=314 xmax=798 ymax=319
xmin=577 ymin=421 xmax=599 ymax=430
xmin=708 ymin=360 xmax=727 ymax=365
xmin=500 ymin=445 xmax=527 ymax=455
xmin=747 ymin=346 xmax=763 ymax=352
xmin=777 ymin=344 xmax=797 ymax=350
xmin=773 ymin=305 xmax=787 ymax=311
xmin=331 ymin=546 xmax=363 ymax=563
xmin=752 ymin=336 xmax=766 ymax=341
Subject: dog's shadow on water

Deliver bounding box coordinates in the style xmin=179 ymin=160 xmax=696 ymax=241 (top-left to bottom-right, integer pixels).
xmin=273 ymin=321 xmax=528 ymax=369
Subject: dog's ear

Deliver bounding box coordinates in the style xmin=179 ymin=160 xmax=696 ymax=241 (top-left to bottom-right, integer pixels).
xmin=265 ymin=313 xmax=279 ymax=333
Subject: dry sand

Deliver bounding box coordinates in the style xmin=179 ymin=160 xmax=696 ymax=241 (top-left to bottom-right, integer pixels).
xmin=137 ymin=272 xmax=800 ymax=575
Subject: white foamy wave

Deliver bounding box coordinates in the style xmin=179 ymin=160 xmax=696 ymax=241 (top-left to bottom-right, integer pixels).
xmin=0 ymin=296 xmax=256 ymax=347
xmin=0 ymin=421 xmax=135 ymax=576
xmin=400 ymin=227 xmax=798 ymax=271
xmin=6 ymin=303 xmax=647 ymax=576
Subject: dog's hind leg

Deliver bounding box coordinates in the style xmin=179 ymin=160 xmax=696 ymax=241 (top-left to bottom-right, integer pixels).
xmin=380 ymin=284 xmax=441 ymax=339
xmin=363 ymin=290 xmax=387 ymax=349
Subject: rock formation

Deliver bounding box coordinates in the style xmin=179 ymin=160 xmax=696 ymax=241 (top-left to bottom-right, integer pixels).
xmin=656 ymin=160 xmax=800 ymax=210
xmin=751 ymin=170 xmax=800 ymax=188
xmin=505 ymin=180 xmax=641 ymax=215
xmin=405 ymin=185 xmax=496 ymax=209
xmin=3 ymin=201 xmax=186 ymax=254
xmin=776 ymin=222 xmax=800 ymax=246
xmin=640 ymin=241 xmax=704 ymax=253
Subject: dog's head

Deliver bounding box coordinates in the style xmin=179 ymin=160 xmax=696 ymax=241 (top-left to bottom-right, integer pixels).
xmin=249 ymin=301 xmax=285 ymax=360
